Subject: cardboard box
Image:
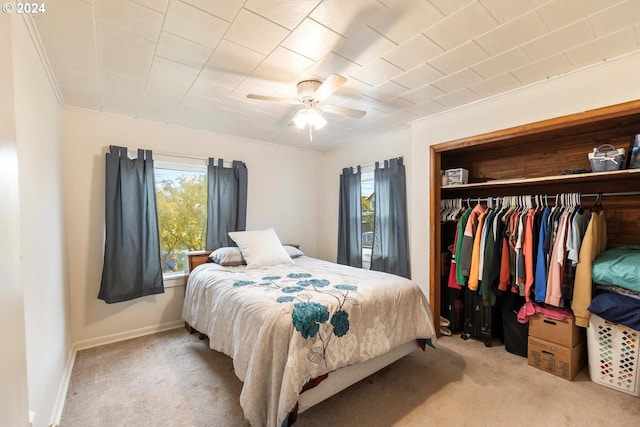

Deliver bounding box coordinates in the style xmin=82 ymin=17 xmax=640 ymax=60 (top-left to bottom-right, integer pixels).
xmin=528 ymin=336 xmax=585 ymax=380
xmin=528 ymin=314 xmax=584 ymax=347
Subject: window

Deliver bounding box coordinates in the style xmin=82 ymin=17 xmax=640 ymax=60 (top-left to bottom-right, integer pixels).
xmin=361 ymin=167 xmax=375 ymax=269
xmin=155 ymin=161 xmax=207 ymax=276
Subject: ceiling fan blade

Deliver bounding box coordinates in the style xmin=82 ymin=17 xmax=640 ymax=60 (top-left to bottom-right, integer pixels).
xmin=321 ymin=104 xmax=366 ymax=119
xmin=247 ymin=94 xmax=300 ymax=105
xmin=313 ymin=74 xmax=347 ymax=102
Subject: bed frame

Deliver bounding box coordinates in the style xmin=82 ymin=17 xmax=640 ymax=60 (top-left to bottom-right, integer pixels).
xmin=184 ymin=251 xmax=422 ymax=419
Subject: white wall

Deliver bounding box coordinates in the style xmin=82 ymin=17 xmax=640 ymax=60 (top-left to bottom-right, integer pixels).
xmin=1 ymin=14 xmax=70 ymax=427
xmin=0 ymin=13 xmax=30 ymax=427
xmin=316 ymin=128 xmax=412 ymax=263
xmin=62 ymin=110 xmax=320 ymax=345
xmin=13 ymin=15 xmax=69 ymax=427
xmin=410 ymin=51 xmax=640 ymax=298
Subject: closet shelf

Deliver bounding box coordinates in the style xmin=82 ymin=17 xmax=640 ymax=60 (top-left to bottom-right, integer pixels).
xmin=441 ymin=168 xmax=640 ymax=193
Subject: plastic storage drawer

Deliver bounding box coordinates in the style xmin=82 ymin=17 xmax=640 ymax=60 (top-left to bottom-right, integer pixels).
xmin=587 ymin=313 xmax=640 ymax=397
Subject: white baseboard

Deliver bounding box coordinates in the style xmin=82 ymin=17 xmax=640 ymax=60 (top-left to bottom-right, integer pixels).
xmin=72 ymin=320 xmax=185 ymax=351
xmin=49 ymin=346 xmax=76 ymax=427
xmin=49 ymin=320 xmax=185 ymax=426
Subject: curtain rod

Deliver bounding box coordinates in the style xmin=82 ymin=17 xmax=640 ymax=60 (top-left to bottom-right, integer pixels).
xmin=357 ymin=156 xmax=404 ymax=170
xmin=115 ymin=146 xmax=226 ymax=163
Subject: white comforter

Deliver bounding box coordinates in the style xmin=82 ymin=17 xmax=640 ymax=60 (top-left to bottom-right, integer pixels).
xmin=182 ymin=256 xmax=436 ymax=427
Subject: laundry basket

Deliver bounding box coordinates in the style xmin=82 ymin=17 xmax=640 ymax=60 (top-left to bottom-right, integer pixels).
xmin=587 ymin=313 xmax=640 ymax=397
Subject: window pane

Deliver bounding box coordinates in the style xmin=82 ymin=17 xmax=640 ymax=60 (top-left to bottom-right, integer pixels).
xmin=155 ymin=167 xmax=207 ymax=274
xmin=361 ymin=169 xmax=374 ymax=269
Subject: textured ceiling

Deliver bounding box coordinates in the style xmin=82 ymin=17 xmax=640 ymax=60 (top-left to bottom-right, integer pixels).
xmin=30 ymin=0 xmax=640 ymax=151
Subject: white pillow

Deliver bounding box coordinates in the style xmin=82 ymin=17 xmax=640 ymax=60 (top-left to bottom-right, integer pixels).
xmin=209 ymin=247 xmax=245 ymax=266
xmin=228 ymin=228 xmax=294 ymax=268
xmin=283 ymin=245 xmax=304 ymax=258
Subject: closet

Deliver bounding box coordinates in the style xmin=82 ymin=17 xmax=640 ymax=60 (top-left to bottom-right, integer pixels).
xmin=428 ymin=99 xmax=640 ymax=335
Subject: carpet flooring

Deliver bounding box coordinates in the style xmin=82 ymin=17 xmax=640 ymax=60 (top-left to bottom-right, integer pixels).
xmin=59 ymin=327 xmax=640 ymax=427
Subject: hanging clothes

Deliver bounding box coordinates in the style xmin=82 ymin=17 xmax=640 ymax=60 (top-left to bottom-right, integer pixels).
xmin=572 ymin=211 xmax=608 ymax=327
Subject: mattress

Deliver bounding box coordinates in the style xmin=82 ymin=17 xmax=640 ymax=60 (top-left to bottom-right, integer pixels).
xmin=182 ymin=255 xmax=436 ymax=427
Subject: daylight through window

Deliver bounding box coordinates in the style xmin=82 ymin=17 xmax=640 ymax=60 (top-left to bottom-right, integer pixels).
xmin=155 ymin=162 xmax=207 ymax=276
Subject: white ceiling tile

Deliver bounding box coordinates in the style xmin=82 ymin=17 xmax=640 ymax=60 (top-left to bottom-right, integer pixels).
xmin=34 ymin=18 xmax=95 ymax=55
xmin=429 ymin=0 xmax=474 ymax=17
xmin=425 ymin=1 xmax=498 ymax=50
xmin=156 ymin=32 xmax=213 ymax=69
xmin=224 ymin=9 xmax=289 ymax=55
xmin=164 ymin=0 xmax=229 ymax=48
xmin=433 ymin=87 xmax=481 ymax=108
xmin=511 ymin=53 xmax=573 ymax=85
xmin=131 ymin=0 xmax=169 ymax=13
xmin=202 ymin=40 xmax=265 ymax=88
xmin=306 ymin=53 xmax=361 ymax=80
xmin=400 ymin=84 xmax=446 ymax=104
xmin=403 ymin=99 xmax=448 ymax=117
xmin=169 ymin=107 xmax=208 ymax=129
xmin=100 ymin=72 xmax=145 ymax=116
xmin=368 ymin=0 xmax=444 ymax=44
xmin=137 ymin=91 xmax=182 ymax=122
xmin=146 ymin=57 xmax=200 ymax=97
xmin=475 ymin=10 xmax=548 ymax=55
xmin=392 ymin=63 xmax=444 ymax=89
xmin=310 ymin=0 xmax=386 ymax=37
xmin=536 ymin=0 xmax=619 ymax=31
xmin=250 ymin=47 xmax=314 ymax=83
xmin=281 ymin=18 xmax=345 ymax=61
xmin=363 ymin=81 xmax=410 ymax=102
xmin=55 ymin=69 xmax=100 ymax=110
xmin=34 ymin=19 xmax=97 ymax=71
xmin=382 ymin=34 xmax=445 ymax=71
xmin=522 ymin=19 xmax=594 ymax=61
xmin=565 ymin=27 xmax=640 ymax=67
xmin=431 ymin=68 xmax=483 ymax=93
xmin=468 ymin=72 xmax=520 ymax=97
xmin=179 ymin=92 xmax=217 ymax=111
xmin=428 ymin=41 xmax=489 ymax=74
xmin=94 ymin=0 xmax=164 ymax=42
xmin=471 ymin=47 xmax=531 ymax=79
xmin=244 ymin=0 xmax=320 ymax=30
xmin=182 ymin=0 xmax=244 ymax=22
xmin=32 ymin=0 xmax=93 ymax=29
xmin=333 ymin=26 xmax=397 ymax=65
xmin=589 ymin=0 xmax=640 ymax=37
xmin=188 ymin=73 xmax=232 ymax=101
xmin=351 ymin=58 xmax=403 ymax=87
xmin=96 ymin=25 xmax=155 ymax=80
xmin=366 ymin=96 xmax=415 ymax=114
xmin=481 ymin=0 xmax=549 ymax=24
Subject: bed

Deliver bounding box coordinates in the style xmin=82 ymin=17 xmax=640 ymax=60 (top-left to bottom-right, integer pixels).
xmin=182 ymin=231 xmax=436 ymax=427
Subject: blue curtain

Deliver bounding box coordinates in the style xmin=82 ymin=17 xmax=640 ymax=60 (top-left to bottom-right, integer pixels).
xmin=371 ymin=157 xmax=410 ymax=278
xmin=205 ymin=158 xmax=248 ymax=250
xmin=337 ymin=166 xmax=362 ymax=267
xmin=99 ymin=146 xmax=164 ymax=303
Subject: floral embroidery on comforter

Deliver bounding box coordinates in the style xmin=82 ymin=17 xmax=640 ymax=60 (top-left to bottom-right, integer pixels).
xmin=182 ymin=256 xmax=436 ymax=427
xmin=232 ymin=272 xmax=360 ymax=367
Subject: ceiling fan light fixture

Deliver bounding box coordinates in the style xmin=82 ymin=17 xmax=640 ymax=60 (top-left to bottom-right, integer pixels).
xmin=293 ymin=107 xmax=327 ymax=130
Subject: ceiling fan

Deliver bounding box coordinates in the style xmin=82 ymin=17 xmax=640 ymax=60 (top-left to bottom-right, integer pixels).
xmin=247 ymin=74 xmax=366 ymax=141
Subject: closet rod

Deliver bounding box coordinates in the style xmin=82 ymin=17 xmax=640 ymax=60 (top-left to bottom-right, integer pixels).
xmin=582 ymin=191 xmax=640 ymax=198
xmin=442 ymin=190 xmax=640 ymax=203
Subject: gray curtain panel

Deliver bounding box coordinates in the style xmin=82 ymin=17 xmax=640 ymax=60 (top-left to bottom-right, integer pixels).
xmin=99 ymin=146 xmax=164 ymax=303
xmin=337 ymin=166 xmax=362 ymax=267
xmin=371 ymin=157 xmax=410 ymax=278
xmin=205 ymin=159 xmax=248 ymax=250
